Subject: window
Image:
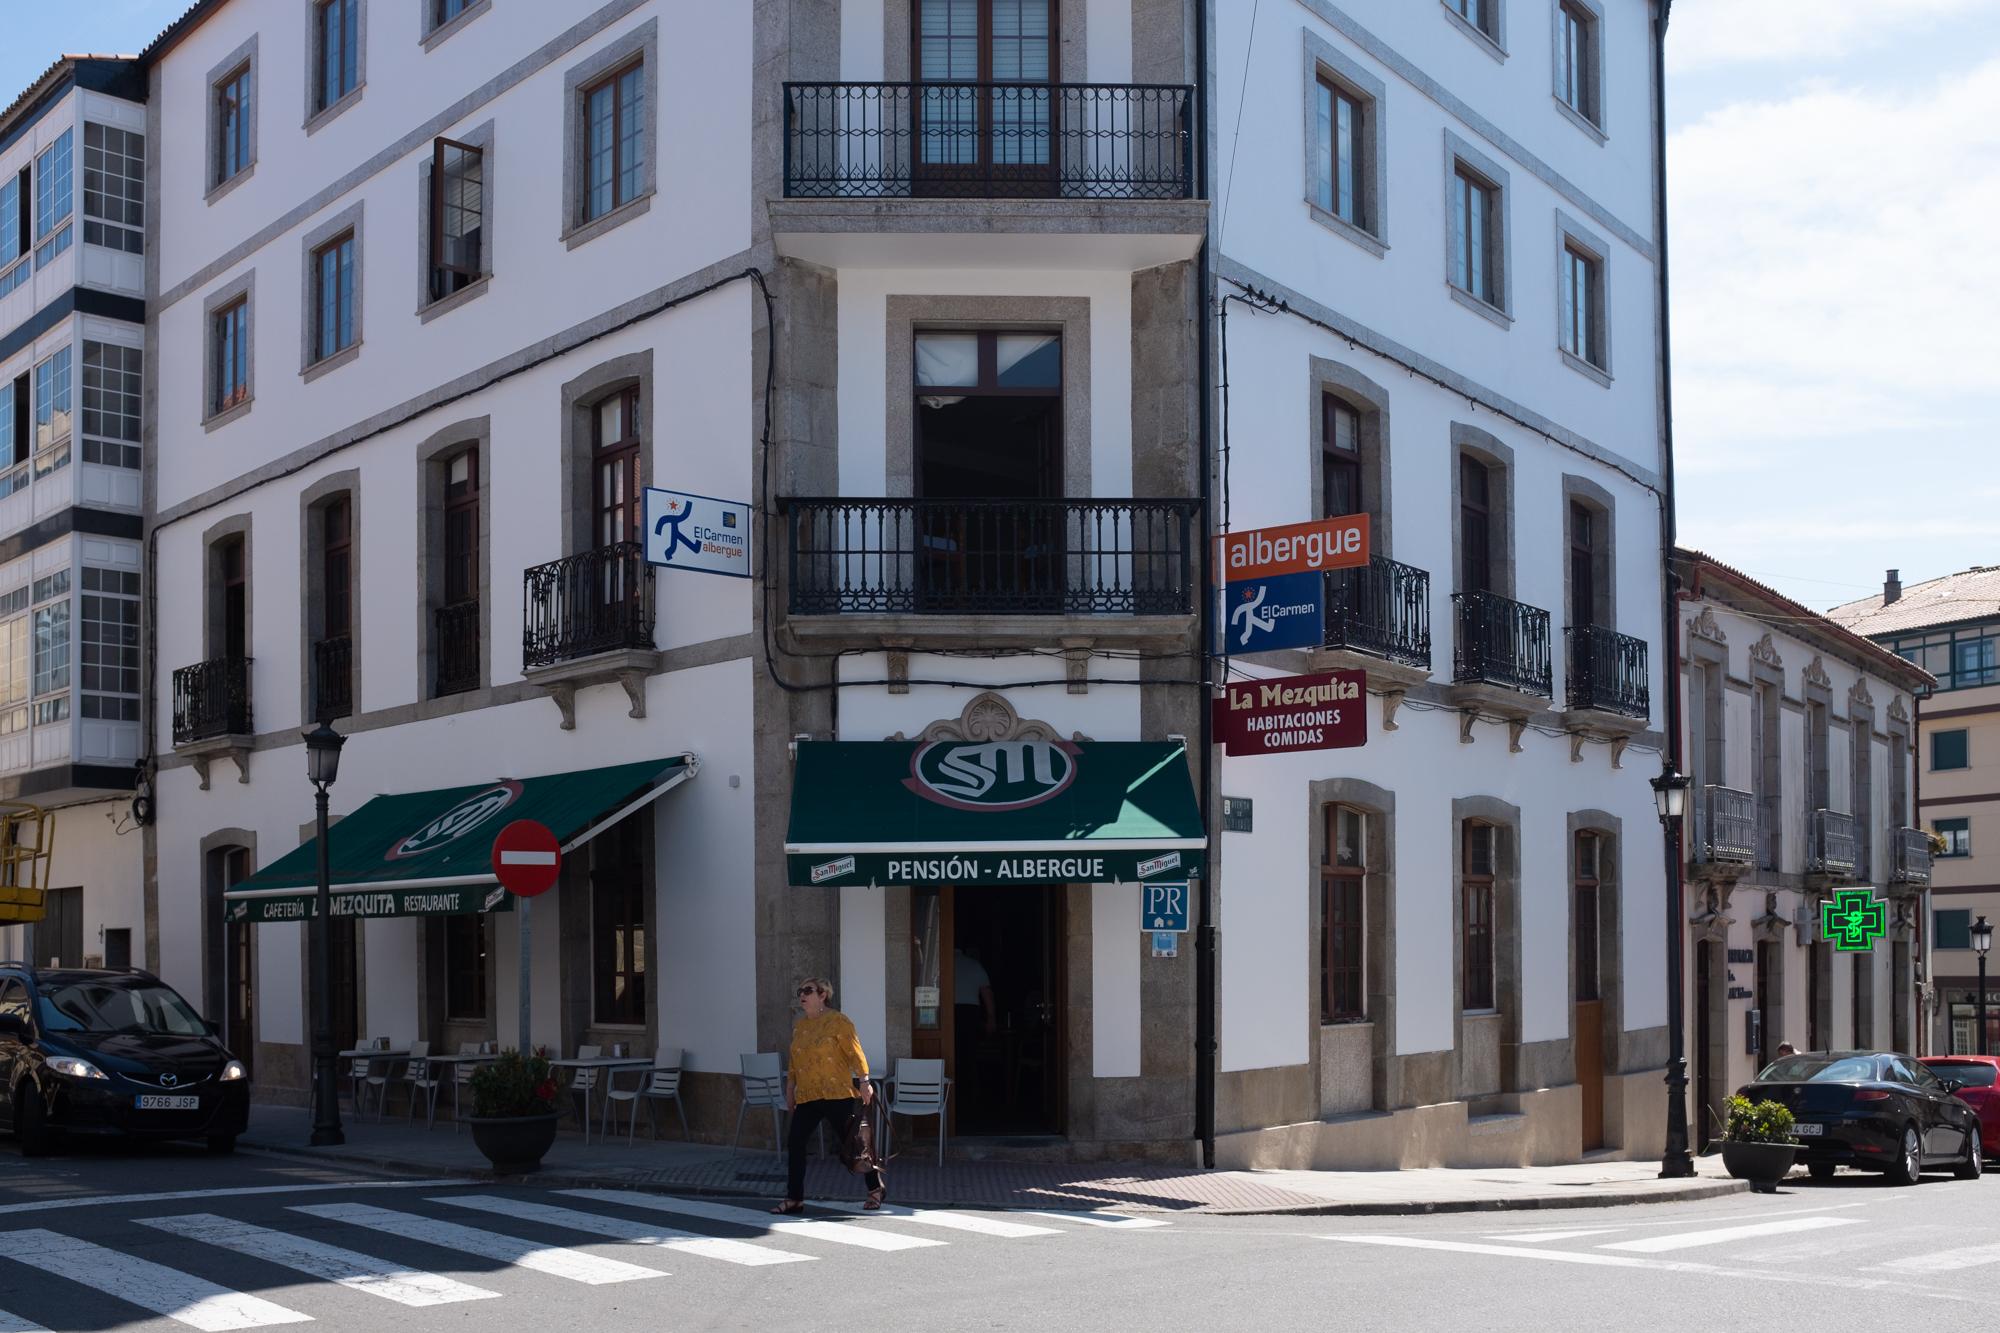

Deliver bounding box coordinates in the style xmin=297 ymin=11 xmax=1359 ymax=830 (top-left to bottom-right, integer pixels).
xmin=314 ymin=0 xmax=361 ymax=113
xmin=1322 ymin=395 xmax=1361 ymax=519
xmin=1936 ymin=818 xmax=1971 ymax=858
xmin=430 ymin=442 xmax=482 ymax=698
xmin=1892 ymin=626 xmax=2000 ymax=691
xmin=81 ymin=124 xmax=143 ymax=254
xmin=1937 ymin=910 xmax=1973 ymax=951
xmin=33 ymin=347 xmax=71 ymax=477
xmin=1463 ymin=822 xmax=1496 ymax=1010
xmin=1567 ymin=501 xmax=1596 ymax=627
xmin=444 ymin=914 xmax=486 ymax=1019
xmin=592 ymin=386 xmax=643 ymax=552
xmin=582 ymin=61 xmax=645 ymax=223
xmin=1450 ymin=165 xmax=1505 ymax=311
xmin=1807 ymin=698 xmax=1831 ymax=810
xmin=1459 ymin=453 xmax=1493 ymax=593
xmin=32 ymin=571 xmax=70 ymax=726
xmin=1555 ymin=2 xmax=1600 ymax=126
xmin=1560 ymin=245 xmax=1599 ymax=364
xmin=1446 ymin=0 xmax=1502 ymax=42
xmin=428 ymin=137 xmax=483 ymax=302
xmin=216 ymin=65 xmax=252 ymax=185
xmin=311 ymin=231 xmax=356 ymax=362
xmin=80 ymin=567 xmax=139 ymax=722
xmin=591 ymin=815 xmax=646 ymax=1025
xmin=444 ymin=450 xmax=479 ymax=605
xmin=212 ymin=299 xmax=250 ymax=413
xmin=34 ymin=130 xmax=73 ymax=266
xmin=0 ymin=172 xmax=27 ymax=297
xmin=1934 ymin=729 xmax=1970 ymax=771
xmin=0 ymin=380 xmax=21 ymax=498
xmin=1321 ymin=805 xmax=1365 ymax=1023
xmin=322 ymin=498 xmax=352 ymax=642
xmin=436 ymin=0 xmax=474 ymax=24
xmin=0 ymin=604 xmax=27 ymax=735
xmin=81 ymin=342 xmax=141 ymax=470
xmin=1314 ymin=78 xmax=1362 ymax=227
xmin=1852 ymin=710 xmax=1874 ymax=873
xmin=1575 ymin=831 xmax=1601 ymax=1002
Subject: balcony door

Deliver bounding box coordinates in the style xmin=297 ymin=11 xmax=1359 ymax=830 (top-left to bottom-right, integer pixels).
xmin=1458 ymin=454 xmax=1493 ymax=595
xmin=913 ymin=0 xmax=1056 ymax=196
xmin=1322 ymin=395 xmax=1366 ymax=634
xmin=220 ymin=535 xmax=247 ymax=661
xmin=592 ymin=387 xmax=642 ymax=615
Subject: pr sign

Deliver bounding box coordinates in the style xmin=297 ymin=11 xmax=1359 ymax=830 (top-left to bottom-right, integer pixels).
xmin=643 ymin=487 xmax=752 ymax=578
xmin=1219 ymin=515 xmax=1369 ymax=582
xmin=1210 ymin=669 xmax=1367 ymax=756
xmin=1218 ymin=571 xmax=1323 ymax=654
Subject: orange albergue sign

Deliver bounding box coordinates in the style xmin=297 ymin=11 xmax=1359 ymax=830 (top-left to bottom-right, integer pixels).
xmin=1219 ymin=514 xmax=1369 ymax=582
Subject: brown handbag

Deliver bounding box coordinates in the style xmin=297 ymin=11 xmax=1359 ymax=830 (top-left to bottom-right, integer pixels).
xmin=839 ymin=1092 xmax=886 ymax=1175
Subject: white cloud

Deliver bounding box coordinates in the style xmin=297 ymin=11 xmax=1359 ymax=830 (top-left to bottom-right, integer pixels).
xmin=1667 ymin=0 xmax=1993 ymax=72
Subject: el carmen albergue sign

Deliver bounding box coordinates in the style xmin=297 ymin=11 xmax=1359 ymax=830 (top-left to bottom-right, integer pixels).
xmin=1212 ymin=669 xmax=1367 ymax=756
xmin=1219 ymin=514 xmax=1369 ymax=581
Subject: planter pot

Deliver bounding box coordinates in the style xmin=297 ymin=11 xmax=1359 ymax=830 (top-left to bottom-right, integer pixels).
xmin=468 ymin=1112 xmax=559 ymax=1175
xmin=1721 ymin=1139 xmax=1798 ymax=1193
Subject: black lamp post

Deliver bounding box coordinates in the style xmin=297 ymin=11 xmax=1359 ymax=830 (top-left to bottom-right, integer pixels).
xmin=305 ymin=721 xmax=346 ymax=1147
xmin=1651 ymin=767 xmax=1694 ymax=1178
xmin=1974 ymin=915 xmax=1993 ymax=1057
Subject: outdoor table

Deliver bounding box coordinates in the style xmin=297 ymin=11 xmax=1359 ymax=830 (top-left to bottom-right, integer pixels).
xmin=338 ymin=1049 xmax=411 ymax=1118
xmin=424 ymin=1052 xmax=501 ymax=1127
xmin=546 ymin=1056 xmax=653 ymax=1144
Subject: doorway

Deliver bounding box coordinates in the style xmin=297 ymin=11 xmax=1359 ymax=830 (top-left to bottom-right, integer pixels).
xmin=912 ymin=0 xmax=1056 ymax=196
xmin=35 ymin=887 xmax=82 ymax=968
xmin=1694 ymin=939 xmax=1713 ymax=1151
xmin=1573 ymin=832 xmax=1604 ymax=1150
xmin=910 ymin=885 xmax=1066 ymax=1139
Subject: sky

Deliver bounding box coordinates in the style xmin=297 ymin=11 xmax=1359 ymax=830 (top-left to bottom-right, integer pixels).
xmin=2 ymin=0 xmax=1994 ymax=612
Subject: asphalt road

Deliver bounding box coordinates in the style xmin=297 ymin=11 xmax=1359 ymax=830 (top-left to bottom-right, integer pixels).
xmin=2 ymin=1139 xmax=1999 ymax=1332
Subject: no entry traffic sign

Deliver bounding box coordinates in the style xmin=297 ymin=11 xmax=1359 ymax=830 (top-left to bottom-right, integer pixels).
xmin=491 ymin=819 xmax=561 ymax=897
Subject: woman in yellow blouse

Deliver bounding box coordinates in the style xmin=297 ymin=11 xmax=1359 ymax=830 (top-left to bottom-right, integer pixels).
xmin=774 ymin=976 xmax=884 ymax=1213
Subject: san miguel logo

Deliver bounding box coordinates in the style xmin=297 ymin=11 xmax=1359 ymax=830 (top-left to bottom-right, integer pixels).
xmin=906 ymin=741 xmax=1079 ymax=812
xmin=387 ymin=781 xmax=524 ymax=860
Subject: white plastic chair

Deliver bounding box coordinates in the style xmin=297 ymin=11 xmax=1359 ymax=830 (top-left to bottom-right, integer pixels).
xmin=606 ymin=1048 xmax=688 ymax=1144
xmin=353 ymin=1053 xmax=393 ymax=1120
xmin=402 ymin=1041 xmax=445 ymax=1128
xmin=348 ymin=1053 xmax=378 ymax=1116
xmin=450 ymin=1042 xmax=481 ymax=1132
xmin=564 ymin=1044 xmax=602 ymax=1134
xmin=887 ymin=1057 xmax=951 ymax=1165
xmin=733 ymin=1052 xmax=786 ymax=1159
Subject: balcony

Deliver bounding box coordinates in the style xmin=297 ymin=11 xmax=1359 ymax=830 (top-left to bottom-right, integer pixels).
xmin=1691 ymin=785 xmax=1757 ymax=869
xmin=1564 ymin=625 xmax=1650 ymax=720
xmin=786 ymin=497 xmax=1197 ymax=650
xmin=434 ymin=600 xmax=480 ymax=698
xmin=173 ymin=656 xmax=252 ymax=787
xmin=1323 ymin=556 xmax=1431 ymax=672
xmin=1890 ymin=826 xmax=1933 ymax=886
xmin=311 ymin=635 xmax=352 ymax=723
xmin=1451 ymin=591 xmax=1553 ymax=698
xmin=520 ymin=543 xmax=657 ymax=730
xmin=1807 ymin=808 xmax=1859 ymax=879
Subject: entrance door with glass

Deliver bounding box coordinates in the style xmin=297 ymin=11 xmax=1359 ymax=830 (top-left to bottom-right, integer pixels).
xmin=913 ymin=0 xmax=1057 ymax=196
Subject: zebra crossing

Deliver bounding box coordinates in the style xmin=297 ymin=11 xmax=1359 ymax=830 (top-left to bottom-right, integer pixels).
xmin=0 ymin=1187 xmax=1173 ymax=1330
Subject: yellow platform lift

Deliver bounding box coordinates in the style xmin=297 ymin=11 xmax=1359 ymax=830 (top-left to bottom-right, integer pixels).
xmin=0 ymin=801 xmax=53 ymax=925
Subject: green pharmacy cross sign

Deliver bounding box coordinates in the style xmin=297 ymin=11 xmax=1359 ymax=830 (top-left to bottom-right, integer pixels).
xmin=1821 ymin=888 xmax=1889 ymax=953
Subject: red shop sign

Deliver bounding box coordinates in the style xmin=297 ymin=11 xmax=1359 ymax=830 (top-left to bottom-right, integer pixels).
xmin=1211 ymin=669 xmax=1367 ymax=757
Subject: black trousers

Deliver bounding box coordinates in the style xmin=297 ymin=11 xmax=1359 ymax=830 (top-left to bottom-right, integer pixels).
xmin=786 ymin=1096 xmax=883 ymax=1202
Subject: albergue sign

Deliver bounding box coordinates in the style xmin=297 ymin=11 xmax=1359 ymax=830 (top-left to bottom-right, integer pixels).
xmin=1219 ymin=514 xmax=1369 ymax=582
xmin=1212 ymin=669 xmax=1367 ymax=756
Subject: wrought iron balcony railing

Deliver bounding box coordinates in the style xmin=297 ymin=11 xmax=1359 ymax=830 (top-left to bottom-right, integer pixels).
xmin=1692 ymin=785 xmax=1757 ymax=865
xmin=1323 ymin=555 xmax=1431 ymax=670
xmin=522 ymin=543 xmax=654 ymax=670
xmin=172 ymin=656 xmax=252 ymax=745
xmin=787 ymin=497 xmax=1197 ymax=617
xmin=1808 ymin=808 xmax=1859 ymax=877
xmin=1891 ymin=826 xmax=1932 ymax=885
xmin=1565 ymin=624 xmax=1650 ymax=718
xmin=1451 ymin=590 xmax=1552 ymax=697
xmin=783 ymin=81 xmax=1196 ymax=200
xmin=311 ymin=635 xmax=352 ymax=723
xmin=434 ymin=600 xmax=480 ymax=697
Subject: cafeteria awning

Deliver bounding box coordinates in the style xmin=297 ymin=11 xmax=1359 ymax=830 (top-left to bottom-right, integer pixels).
xmin=225 ymin=755 xmax=696 ymax=923
xmin=785 ymin=740 xmax=1204 ymax=887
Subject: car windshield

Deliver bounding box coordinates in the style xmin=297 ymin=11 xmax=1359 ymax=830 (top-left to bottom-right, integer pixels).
xmin=1929 ymin=1062 xmax=2000 ymax=1088
xmin=35 ymin=981 xmax=210 ymax=1037
xmin=1760 ymin=1056 xmax=1879 ymax=1083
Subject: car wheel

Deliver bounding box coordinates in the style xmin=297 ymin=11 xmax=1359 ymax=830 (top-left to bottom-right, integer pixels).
xmin=206 ymin=1133 xmax=237 ymax=1155
xmin=1808 ymin=1161 xmax=1837 ymax=1181
xmin=1955 ymin=1132 xmax=1983 ymax=1181
xmin=15 ymin=1087 xmax=52 ymax=1158
xmin=1887 ymin=1124 xmax=1922 ymax=1186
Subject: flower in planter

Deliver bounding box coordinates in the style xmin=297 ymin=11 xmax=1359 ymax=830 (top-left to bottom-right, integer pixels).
xmin=468 ymin=1049 xmax=559 ymax=1118
xmin=1723 ymin=1094 xmax=1796 ymax=1144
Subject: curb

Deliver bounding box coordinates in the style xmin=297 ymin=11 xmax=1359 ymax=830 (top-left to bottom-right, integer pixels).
xmin=239 ymin=1140 xmax=1748 ymax=1217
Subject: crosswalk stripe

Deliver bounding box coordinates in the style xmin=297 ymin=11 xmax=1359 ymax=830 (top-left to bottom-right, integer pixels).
xmin=814 ymin=1202 xmax=1063 ymax=1238
xmin=435 ymin=1194 xmax=812 ymax=1266
xmin=0 ymin=1310 xmax=48 ymax=1332
xmin=1026 ymin=1211 xmax=1171 ymax=1230
xmin=1597 ymin=1216 xmax=1858 ymax=1254
xmin=1879 ymin=1242 xmax=2000 ymax=1274
xmin=0 ymin=1228 xmax=311 ymax=1331
xmin=1324 ymin=1235 xmax=1901 ymax=1291
xmin=139 ymin=1213 xmax=501 ymax=1308
xmin=1488 ymin=1228 xmax=1621 ymax=1243
xmin=291 ymin=1202 xmax=668 ymax=1285
xmin=560 ymin=1190 xmax=948 ymax=1252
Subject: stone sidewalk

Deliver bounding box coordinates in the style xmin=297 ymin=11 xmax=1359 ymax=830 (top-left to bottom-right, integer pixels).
xmin=242 ymin=1105 xmax=1743 ymax=1215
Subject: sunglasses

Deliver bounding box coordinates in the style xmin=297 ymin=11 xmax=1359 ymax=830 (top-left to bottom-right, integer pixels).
xmin=797 ymin=986 xmax=818 ymax=996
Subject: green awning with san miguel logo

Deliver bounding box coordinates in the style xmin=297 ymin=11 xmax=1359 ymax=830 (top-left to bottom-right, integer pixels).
xmin=223 ymin=755 xmax=695 ymax=923
xmin=785 ymin=740 xmax=1204 ymax=887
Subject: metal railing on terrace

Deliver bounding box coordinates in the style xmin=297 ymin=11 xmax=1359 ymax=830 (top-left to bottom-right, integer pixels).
xmin=1451 ymin=590 xmax=1552 ymax=697
xmin=311 ymin=635 xmax=352 ymax=723
xmin=522 ymin=543 xmax=654 ymax=669
xmin=1323 ymin=555 xmax=1431 ymax=670
xmin=1692 ymin=785 xmax=1757 ymax=866
xmin=1808 ymin=808 xmax=1859 ymax=877
xmin=1565 ymin=624 xmax=1650 ymax=718
xmin=172 ymin=656 xmax=252 ymax=745
xmin=1891 ymin=826 xmax=1932 ymax=885
xmin=434 ymin=600 xmax=480 ymax=697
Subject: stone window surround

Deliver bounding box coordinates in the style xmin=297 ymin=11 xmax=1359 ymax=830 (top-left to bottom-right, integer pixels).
xmin=1555 ymin=209 xmax=1612 ymax=386
xmin=1748 ymin=653 xmax=1784 ymax=870
xmin=1803 ymin=670 xmax=1833 ymax=814
xmin=880 ymin=0 xmax=1087 ymax=81
xmin=201 ymin=269 xmax=256 ymax=432
xmin=1686 ymin=630 xmax=1727 ymax=791
xmin=199 ymin=829 xmax=258 ymax=1026
xmin=558 ymin=350 xmax=653 ymax=557
xmin=201 ymin=513 xmax=252 ymax=665
xmin=299 ymin=200 xmax=365 ymax=381
xmin=1559 ymin=472 xmax=1615 ymax=630
xmin=883 ymin=295 xmax=1092 ymax=498
xmin=1886 ymin=716 xmax=1910 ymax=829
xmin=302 ymin=0 xmax=368 ymax=135
xmin=205 ymin=33 xmax=259 ymax=204
xmin=414 ymin=416 xmax=491 ymax=697
xmin=1306 ymin=777 xmax=1397 ymax=1115
xmin=1309 ymin=356 xmax=1391 ymax=555
xmin=422 ymin=0 xmax=493 ymax=51
xmin=1443 ymin=130 xmax=1513 ymax=327
xmin=415 ymin=119 xmax=494 ymax=323
xmin=1551 ymin=0 xmax=1608 ymax=143
xmin=1448 ymin=421 xmax=1515 ymax=599
xmin=560 ymin=18 xmax=659 ymax=251
xmin=1451 ymin=797 xmax=1522 ymax=1100
xmin=1851 ymin=697 xmax=1875 ymax=877
xmin=1441 ymin=0 xmax=1508 ymax=61
xmin=298 ymin=470 xmax=362 ymax=728
xmin=1567 ymin=811 xmax=1623 ymax=1082
xmin=1301 ymin=28 xmax=1389 ymax=259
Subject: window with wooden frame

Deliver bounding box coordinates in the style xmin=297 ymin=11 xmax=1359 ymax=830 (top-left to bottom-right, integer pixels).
xmin=1321 ymin=805 xmax=1366 ymax=1023
xmin=216 ymin=65 xmax=252 ymax=185
xmin=322 ymin=498 xmax=352 ymax=643
xmin=1446 ymin=0 xmax=1500 ymax=40
xmin=443 ymin=449 xmax=479 ymax=606
xmin=1574 ymin=831 xmax=1601 ymax=1003
xmin=913 ymin=0 xmax=1055 ymax=180
xmin=592 ymin=386 xmax=642 ymax=553
xmin=1450 ymin=165 xmax=1499 ymax=306
xmin=1556 ymin=2 xmax=1599 ymax=125
xmin=1559 ymin=243 xmax=1603 ymax=368
xmin=444 ymin=913 xmax=486 ymax=1019
xmin=1458 ymin=453 xmax=1493 ymax=594
xmin=314 ymin=0 xmax=360 ymax=113
xmin=435 ymin=0 xmax=474 ymax=25
xmin=591 ymin=815 xmax=646 ymax=1025
xmin=581 ymin=60 xmax=645 ymax=223
xmin=1313 ymin=76 xmax=1364 ymax=227
xmin=1463 ymin=822 xmax=1496 ymax=1011
xmin=310 ymin=231 xmax=356 ymax=362
xmin=212 ymin=298 xmax=249 ymax=413
xmin=1322 ymin=394 xmax=1362 ymax=519
xmin=428 ymin=136 xmax=483 ymax=302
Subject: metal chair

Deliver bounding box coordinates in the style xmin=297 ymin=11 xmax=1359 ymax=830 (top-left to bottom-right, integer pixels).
xmin=887 ymin=1057 xmax=951 ymax=1165
xmin=354 ymin=1054 xmax=394 ymax=1120
xmin=449 ymin=1042 xmax=481 ymax=1132
xmin=564 ymin=1044 xmax=602 ymax=1133
xmin=607 ymin=1048 xmax=689 ymax=1144
xmin=733 ymin=1052 xmax=786 ymax=1160
xmin=403 ymin=1041 xmax=444 ymax=1128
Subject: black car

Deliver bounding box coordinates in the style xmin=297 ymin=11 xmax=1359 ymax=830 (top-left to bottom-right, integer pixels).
xmin=0 ymin=965 xmax=250 ymax=1155
xmin=1742 ymin=1050 xmax=1982 ymax=1185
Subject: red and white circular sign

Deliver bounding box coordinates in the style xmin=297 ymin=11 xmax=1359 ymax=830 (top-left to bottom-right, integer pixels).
xmin=491 ymin=819 xmax=561 ymax=897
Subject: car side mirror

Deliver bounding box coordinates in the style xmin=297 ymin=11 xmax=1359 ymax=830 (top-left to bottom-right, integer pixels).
xmin=1941 ymin=1077 xmax=1965 ymax=1092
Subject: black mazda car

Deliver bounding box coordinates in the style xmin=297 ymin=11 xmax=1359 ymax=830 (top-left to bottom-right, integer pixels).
xmin=0 ymin=965 xmax=250 ymax=1155
xmin=1742 ymin=1050 xmax=1982 ymax=1185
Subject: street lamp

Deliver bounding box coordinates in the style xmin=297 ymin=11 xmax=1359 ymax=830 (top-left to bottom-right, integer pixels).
xmin=305 ymin=721 xmax=346 ymax=1147
xmin=1651 ymin=766 xmax=1695 ymax=1179
xmin=1974 ymin=915 xmax=1993 ymax=1057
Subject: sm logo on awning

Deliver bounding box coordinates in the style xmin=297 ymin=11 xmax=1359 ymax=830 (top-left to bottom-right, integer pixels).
xmin=386 ymin=781 xmax=523 ymax=860
xmin=905 ymin=741 xmax=1078 ymax=812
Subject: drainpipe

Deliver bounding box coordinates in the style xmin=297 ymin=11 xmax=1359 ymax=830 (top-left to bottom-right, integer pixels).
xmin=1193 ymin=0 xmax=1217 ymax=1170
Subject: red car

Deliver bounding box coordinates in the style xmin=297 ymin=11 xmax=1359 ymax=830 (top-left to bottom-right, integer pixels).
xmin=1921 ymin=1056 xmax=2000 ymax=1154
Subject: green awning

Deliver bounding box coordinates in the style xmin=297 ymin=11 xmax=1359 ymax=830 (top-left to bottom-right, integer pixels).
xmin=785 ymin=740 xmax=1204 ymax=887
xmin=225 ymin=755 xmax=696 ymax=923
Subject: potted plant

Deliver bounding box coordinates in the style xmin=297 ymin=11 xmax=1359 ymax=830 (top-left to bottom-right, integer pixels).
xmin=1719 ymin=1094 xmax=1799 ymax=1193
xmin=466 ymin=1048 xmax=560 ymax=1174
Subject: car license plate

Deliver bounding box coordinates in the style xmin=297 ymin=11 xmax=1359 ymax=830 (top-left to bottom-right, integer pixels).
xmin=1792 ymin=1122 xmax=1824 ymax=1137
xmin=135 ymin=1095 xmax=199 ymax=1110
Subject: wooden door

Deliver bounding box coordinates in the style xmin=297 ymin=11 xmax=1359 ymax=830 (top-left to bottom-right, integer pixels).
xmin=1576 ymin=999 xmax=1604 ymax=1148
xmin=912 ymin=0 xmax=1057 ymax=196
xmin=1573 ymin=837 xmax=1604 ymax=1150
xmin=1694 ymin=941 xmax=1713 ymax=1150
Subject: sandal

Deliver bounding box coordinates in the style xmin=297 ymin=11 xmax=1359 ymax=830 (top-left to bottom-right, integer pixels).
xmin=770 ymin=1200 xmax=805 ymax=1215
xmin=864 ymin=1185 xmax=886 ymax=1211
